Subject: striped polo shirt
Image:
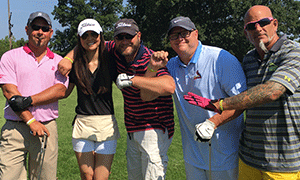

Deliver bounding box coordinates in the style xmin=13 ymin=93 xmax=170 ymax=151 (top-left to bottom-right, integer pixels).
xmin=106 ymin=41 xmax=174 ymax=138
xmin=239 ymin=35 xmax=300 ymax=172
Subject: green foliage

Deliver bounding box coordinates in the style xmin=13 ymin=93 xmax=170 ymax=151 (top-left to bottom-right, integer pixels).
xmin=124 ymin=0 xmax=300 ymax=61
xmin=51 ymin=0 xmax=123 ymax=56
xmin=0 ymin=36 xmax=27 ymax=58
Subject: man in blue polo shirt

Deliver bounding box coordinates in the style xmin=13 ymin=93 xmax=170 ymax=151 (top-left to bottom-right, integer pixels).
xmin=185 ymin=5 xmax=300 ymax=179
xmin=165 ymin=16 xmax=247 ymax=180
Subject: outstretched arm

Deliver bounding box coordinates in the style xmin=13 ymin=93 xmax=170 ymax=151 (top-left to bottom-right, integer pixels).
xmin=185 ymin=81 xmax=286 ymax=112
xmin=217 ymin=81 xmax=286 ymax=111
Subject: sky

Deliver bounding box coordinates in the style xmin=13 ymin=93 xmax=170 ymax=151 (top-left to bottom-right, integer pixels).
xmin=1 ymin=0 xmax=64 ymax=40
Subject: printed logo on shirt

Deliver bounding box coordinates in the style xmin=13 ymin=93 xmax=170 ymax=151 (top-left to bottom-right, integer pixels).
xmin=268 ymin=62 xmax=278 ymax=72
xmin=52 ymin=66 xmax=55 ymax=71
xmin=284 ymin=76 xmax=291 ymax=82
xmin=194 ymin=70 xmax=202 ymax=79
xmin=0 ymin=74 xmax=5 ymax=78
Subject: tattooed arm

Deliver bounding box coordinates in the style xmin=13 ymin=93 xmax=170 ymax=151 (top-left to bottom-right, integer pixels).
xmin=214 ymin=81 xmax=286 ymax=111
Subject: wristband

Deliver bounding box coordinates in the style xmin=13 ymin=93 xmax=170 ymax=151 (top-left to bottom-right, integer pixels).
xmin=26 ymin=118 xmax=36 ymax=126
xmin=64 ymin=56 xmax=73 ymax=63
xmin=147 ymin=66 xmax=157 ymax=72
xmin=219 ymin=99 xmax=224 ymax=111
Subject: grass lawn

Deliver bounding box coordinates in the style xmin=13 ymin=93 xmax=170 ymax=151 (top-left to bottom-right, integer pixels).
xmin=0 ymin=84 xmax=186 ymax=179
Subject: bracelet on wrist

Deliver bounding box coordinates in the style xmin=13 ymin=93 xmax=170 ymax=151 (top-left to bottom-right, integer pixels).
xmin=26 ymin=118 xmax=36 ymax=126
xmin=64 ymin=56 xmax=73 ymax=63
xmin=219 ymin=99 xmax=224 ymax=111
xmin=147 ymin=66 xmax=157 ymax=72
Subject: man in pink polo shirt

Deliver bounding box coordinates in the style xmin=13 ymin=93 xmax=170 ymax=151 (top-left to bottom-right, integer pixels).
xmin=0 ymin=11 xmax=68 ymax=180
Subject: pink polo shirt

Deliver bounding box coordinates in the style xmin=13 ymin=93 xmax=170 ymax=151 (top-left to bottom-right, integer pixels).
xmin=0 ymin=44 xmax=69 ymax=122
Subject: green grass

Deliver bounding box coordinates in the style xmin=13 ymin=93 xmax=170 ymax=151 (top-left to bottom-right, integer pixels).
xmin=0 ymin=85 xmax=186 ymax=179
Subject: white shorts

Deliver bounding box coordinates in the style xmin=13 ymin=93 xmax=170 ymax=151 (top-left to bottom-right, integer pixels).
xmin=72 ymin=138 xmax=117 ymax=154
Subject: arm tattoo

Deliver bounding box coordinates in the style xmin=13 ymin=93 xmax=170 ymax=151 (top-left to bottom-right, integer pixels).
xmin=224 ymin=81 xmax=286 ymax=110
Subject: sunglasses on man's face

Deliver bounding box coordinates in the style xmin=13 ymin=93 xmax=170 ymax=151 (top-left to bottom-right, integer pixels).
xmin=81 ymin=31 xmax=99 ymax=40
xmin=115 ymin=33 xmax=136 ymax=41
xmin=244 ymin=17 xmax=274 ymax=31
xmin=31 ymin=24 xmax=51 ymax=32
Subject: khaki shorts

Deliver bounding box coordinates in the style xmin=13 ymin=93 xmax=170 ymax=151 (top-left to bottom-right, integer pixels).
xmin=0 ymin=120 xmax=58 ymax=180
xmin=72 ymin=114 xmax=120 ymax=142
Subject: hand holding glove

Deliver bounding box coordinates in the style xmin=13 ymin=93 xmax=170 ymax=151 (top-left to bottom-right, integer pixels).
xmin=8 ymin=95 xmax=33 ymax=112
xmin=116 ymin=73 xmax=134 ymax=89
xmin=183 ymin=92 xmax=221 ymax=114
xmin=194 ymin=119 xmax=216 ymax=142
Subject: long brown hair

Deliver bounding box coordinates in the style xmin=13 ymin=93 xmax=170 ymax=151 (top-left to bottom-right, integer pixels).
xmin=73 ymin=32 xmax=111 ymax=95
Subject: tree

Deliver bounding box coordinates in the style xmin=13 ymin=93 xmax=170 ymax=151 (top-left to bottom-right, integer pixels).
xmin=51 ymin=0 xmax=123 ymax=56
xmin=0 ymin=36 xmax=27 ymax=58
xmin=123 ymin=0 xmax=300 ymax=61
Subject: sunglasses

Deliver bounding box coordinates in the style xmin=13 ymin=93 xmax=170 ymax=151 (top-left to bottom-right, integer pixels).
xmin=244 ymin=17 xmax=274 ymax=31
xmin=81 ymin=31 xmax=99 ymax=40
xmin=115 ymin=33 xmax=136 ymax=41
xmin=168 ymin=30 xmax=194 ymax=41
xmin=31 ymin=24 xmax=51 ymax=32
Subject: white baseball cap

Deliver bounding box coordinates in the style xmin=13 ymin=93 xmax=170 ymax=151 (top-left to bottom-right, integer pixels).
xmin=77 ymin=19 xmax=103 ymax=36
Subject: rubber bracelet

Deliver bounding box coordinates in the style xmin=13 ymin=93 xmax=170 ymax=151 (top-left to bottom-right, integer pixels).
xmin=26 ymin=118 xmax=36 ymax=126
xmin=219 ymin=99 xmax=224 ymax=111
xmin=147 ymin=66 xmax=157 ymax=72
xmin=64 ymin=56 xmax=73 ymax=63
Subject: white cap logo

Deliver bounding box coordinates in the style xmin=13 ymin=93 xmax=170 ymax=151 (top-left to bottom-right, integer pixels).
xmin=116 ymin=22 xmax=132 ymax=28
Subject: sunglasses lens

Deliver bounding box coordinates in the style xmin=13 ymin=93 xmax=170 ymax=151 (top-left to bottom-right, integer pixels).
xmin=81 ymin=33 xmax=89 ymax=40
xmin=246 ymin=18 xmax=271 ymax=30
xmin=125 ymin=34 xmax=134 ymax=39
xmin=116 ymin=34 xmax=135 ymax=40
xmin=258 ymin=19 xmax=271 ymax=27
xmin=246 ymin=23 xmax=256 ymax=30
xmin=31 ymin=25 xmax=50 ymax=32
xmin=81 ymin=32 xmax=99 ymax=40
xmin=91 ymin=32 xmax=99 ymax=38
xmin=31 ymin=25 xmax=40 ymax=31
xmin=41 ymin=26 xmax=50 ymax=32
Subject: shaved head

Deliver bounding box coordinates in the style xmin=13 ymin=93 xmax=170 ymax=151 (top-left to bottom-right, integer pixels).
xmin=244 ymin=5 xmax=273 ymax=24
xmin=243 ymin=5 xmax=279 ymax=57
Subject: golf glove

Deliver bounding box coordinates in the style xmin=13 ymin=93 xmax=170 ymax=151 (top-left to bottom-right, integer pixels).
xmin=8 ymin=95 xmax=33 ymax=112
xmin=194 ymin=119 xmax=216 ymax=142
xmin=184 ymin=92 xmax=221 ymax=114
xmin=116 ymin=73 xmax=134 ymax=89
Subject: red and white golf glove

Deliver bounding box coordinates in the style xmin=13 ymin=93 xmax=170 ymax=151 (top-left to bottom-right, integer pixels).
xmin=116 ymin=73 xmax=134 ymax=89
xmin=194 ymin=119 xmax=216 ymax=142
xmin=183 ymin=92 xmax=221 ymax=114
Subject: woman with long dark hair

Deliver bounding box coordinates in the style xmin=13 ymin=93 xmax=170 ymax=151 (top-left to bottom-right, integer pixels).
xmin=64 ymin=19 xmax=120 ymax=180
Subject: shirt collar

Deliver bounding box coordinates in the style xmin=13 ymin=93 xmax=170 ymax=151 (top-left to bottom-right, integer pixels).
xmin=269 ymin=34 xmax=287 ymax=52
xmin=23 ymin=43 xmax=54 ymax=59
xmin=178 ymin=40 xmax=202 ymax=67
xmin=190 ymin=41 xmax=202 ymax=64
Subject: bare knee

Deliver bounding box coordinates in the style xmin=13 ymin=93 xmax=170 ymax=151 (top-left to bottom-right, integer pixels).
xmin=80 ymin=169 xmax=94 ymax=180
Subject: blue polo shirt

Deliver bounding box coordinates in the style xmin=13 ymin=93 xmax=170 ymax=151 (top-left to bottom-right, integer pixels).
xmin=167 ymin=41 xmax=247 ymax=171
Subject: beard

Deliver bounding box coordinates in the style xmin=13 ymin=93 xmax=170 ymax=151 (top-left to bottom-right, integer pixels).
xmin=259 ymin=40 xmax=268 ymax=53
xmin=259 ymin=33 xmax=276 ymax=53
